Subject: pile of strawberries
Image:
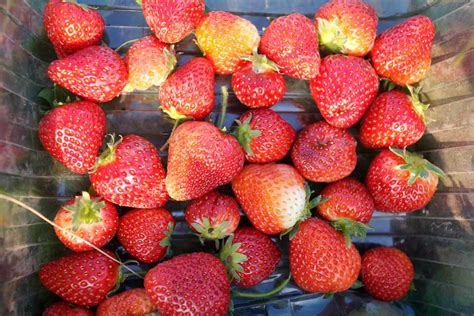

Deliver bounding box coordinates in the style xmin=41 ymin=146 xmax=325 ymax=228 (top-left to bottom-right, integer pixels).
xmin=33 ymin=0 xmax=444 ymax=315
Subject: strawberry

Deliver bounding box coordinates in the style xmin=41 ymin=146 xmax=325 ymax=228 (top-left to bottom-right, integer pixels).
xmin=90 ymin=134 xmax=168 ymax=208
xmin=366 ymin=148 xmax=444 ymax=212
xmin=159 ymin=57 xmax=215 ymax=120
xmin=48 ymin=46 xmax=128 ymax=103
xmin=370 ymin=16 xmax=435 ymax=86
xmin=123 ymin=36 xmax=177 ymax=93
xmin=142 ymin=0 xmax=205 ymax=43
xmin=259 ymin=13 xmax=320 ymax=80
xmin=43 ymin=301 xmax=93 ymax=316
xmin=220 ymin=227 xmax=281 ymax=288
xmin=360 ymin=88 xmax=428 ymax=149
xmin=39 ymin=250 xmax=119 ymax=306
xmin=291 ymin=121 xmax=357 ymax=183
xmin=290 ymin=218 xmax=361 ymax=293
xmin=43 ymin=0 xmax=105 ymax=58
xmin=315 ymin=0 xmax=378 ymax=56
xmin=360 ymin=247 xmax=414 ymax=301
xmin=231 ymin=52 xmax=286 ymax=108
xmin=38 ymin=101 xmax=106 ymax=174
xmin=96 ymin=288 xmax=155 ymax=316
xmin=117 ymin=208 xmax=175 ymax=263
xmin=196 ymin=11 xmax=260 ymax=74
xmin=233 ymin=109 xmax=296 ymax=163
xmin=54 ymin=192 xmax=119 ymax=252
xmin=144 ymin=252 xmax=230 ymax=316
xmin=310 ymin=54 xmax=379 ymax=128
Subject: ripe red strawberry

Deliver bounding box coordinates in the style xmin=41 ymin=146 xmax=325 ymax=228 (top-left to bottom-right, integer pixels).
xmin=290 ymin=218 xmax=361 ymax=293
xmin=196 ymin=11 xmax=260 ymax=74
xmin=54 ymin=192 xmax=119 ymax=252
xmin=43 ymin=0 xmax=105 ymax=58
xmin=165 ymin=121 xmax=245 ymax=201
xmin=315 ymin=0 xmax=378 ymax=56
xmin=366 ymin=148 xmax=444 ymax=212
xmin=48 ymin=46 xmax=128 ymax=103
xmin=159 ymin=57 xmax=215 ymax=120
xmin=43 ymin=302 xmax=93 ymax=316
xmin=142 ymin=0 xmax=205 ymax=43
xmin=360 ymin=88 xmax=428 ymax=149
xmin=291 ymin=121 xmax=357 ymax=183
xmin=38 ymin=101 xmax=106 ymax=174
xmin=360 ymin=247 xmax=414 ymax=301
xmin=96 ymin=288 xmax=155 ymax=316
xmin=90 ymin=135 xmax=168 ymax=208
xmin=144 ymin=252 xmax=230 ymax=316
xmin=39 ymin=250 xmax=119 ymax=306
xmin=117 ymin=208 xmax=175 ymax=263
xmin=220 ymin=227 xmax=281 ymax=288
xmin=310 ymin=55 xmax=379 ymax=128
xmin=123 ymin=36 xmax=177 ymax=92
xmin=233 ymin=109 xmax=296 ymax=163
xmin=370 ymin=16 xmax=435 ymax=86
xmin=260 ymin=13 xmax=320 ymax=80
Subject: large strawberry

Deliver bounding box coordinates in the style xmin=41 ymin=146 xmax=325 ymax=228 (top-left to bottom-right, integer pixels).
xmin=48 ymin=46 xmax=128 ymax=103
xmin=43 ymin=0 xmax=105 ymax=58
xmin=38 ymin=101 xmax=106 ymax=174
xmin=291 ymin=121 xmax=357 ymax=183
xmin=259 ymin=13 xmax=320 ymax=80
xmin=366 ymin=148 xmax=444 ymax=212
xmin=370 ymin=16 xmax=435 ymax=86
xmin=96 ymin=288 xmax=155 ymax=316
xmin=43 ymin=302 xmax=93 ymax=316
xmin=144 ymin=252 xmax=230 ymax=316
xmin=310 ymin=55 xmax=379 ymax=128
xmin=90 ymin=135 xmax=168 ymax=208
xmin=196 ymin=11 xmax=260 ymax=74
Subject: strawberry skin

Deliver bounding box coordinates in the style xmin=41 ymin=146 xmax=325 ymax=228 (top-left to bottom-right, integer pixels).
xmin=310 ymin=54 xmax=379 ymax=128
xmin=48 ymin=46 xmax=128 ymax=103
xmin=38 ymin=101 xmax=106 ymax=174
xmin=43 ymin=302 xmax=93 ymax=316
xmin=361 ymin=247 xmax=414 ymax=301
xmin=96 ymin=288 xmax=155 ymax=316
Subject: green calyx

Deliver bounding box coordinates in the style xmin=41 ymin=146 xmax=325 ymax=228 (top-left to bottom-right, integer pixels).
xmin=159 ymin=222 xmax=175 ymax=257
xmin=317 ymin=17 xmax=347 ymax=54
xmin=240 ymin=50 xmax=280 ymax=74
xmin=232 ymin=115 xmax=261 ymax=155
xmin=92 ymin=134 xmax=122 ymax=172
xmin=161 ymin=106 xmax=191 ymax=121
xmin=351 ymin=279 xmax=365 ymax=289
xmin=332 ymin=218 xmax=372 ymax=248
xmin=63 ymin=191 xmax=105 ymax=231
xmin=407 ymin=85 xmax=431 ymax=124
xmin=191 ymin=218 xmax=233 ymax=247
xmin=219 ymin=235 xmax=248 ymax=283
xmin=163 ymin=46 xmax=177 ymax=79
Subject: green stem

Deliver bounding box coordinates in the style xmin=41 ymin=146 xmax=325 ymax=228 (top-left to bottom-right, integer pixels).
xmin=218 ymin=86 xmax=229 ymax=130
xmin=115 ymin=38 xmax=139 ymax=53
xmin=233 ymin=274 xmax=291 ymax=298
xmin=160 ymin=119 xmax=181 ymax=151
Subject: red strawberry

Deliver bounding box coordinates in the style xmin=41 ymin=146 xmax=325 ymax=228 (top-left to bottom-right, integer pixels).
xmin=233 ymin=109 xmax=296 ymax=163
xmin=39 ymin=250 xmax=119 ymax=306
xmin=48 ymin=46 xmax=128 ymax=103
xmin=90 ymin=135 xmax=168 ymax=208
xmin=54 ymin=192 xmax=119 ymax=252
xmin=196 ymin=11 xmax=260 ymax=74
xmin=360 ymin=247 xmax=414 ymax=301
xmin=315 ymin=0 xmax=378 ymax=56
xmin=96 ymin=288 xmax=155 ymax=316
xmin=43 ymin=0 xmax=104 ymax=58
xmin=260 ymin=13 xmax=320 ymax=80
xmin=117 ymin=208 xmax=175 ymax=263
xmin=144 ymin=252 xmax=230 ymax=316
xmin=43 ymin=301 xmax=93 ymax=316
xmin=366 ymin=148 xmax=444 ymax=212
xmin=360 ymin=88 xmax=428 ymax=149
xmin=38 ymin=101 xmax=106 ymax=174
xmin=142 ymin=0 xmax=205 ymax=43
xmin=220 ymin=227 xmax=281 ymax=288
xmin=370 ymin=16 xmax=435 ymax=86
xmin=159 ymin=57 xmax=215 ymax=120
xmin=290 ymin=218 xmax=361 ymax=293
xmin=310 ymin=55 xmax=379 ymax=128
xmin=291 ymin=121 xmax=357 ymax=183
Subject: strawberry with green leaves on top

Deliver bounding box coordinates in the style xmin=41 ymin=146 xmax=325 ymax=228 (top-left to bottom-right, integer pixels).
xmin=96 ymin=288 xmax=156 ymax=316
xmin=43 ymin=302 xmax=93 ymax=316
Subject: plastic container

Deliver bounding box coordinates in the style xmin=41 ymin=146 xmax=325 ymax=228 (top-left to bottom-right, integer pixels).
xmin=1 ymin=0 xmax=473 ymax=315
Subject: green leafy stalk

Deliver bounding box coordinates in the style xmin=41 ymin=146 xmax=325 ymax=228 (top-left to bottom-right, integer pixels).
xmin=63 ymin=191 xmax=105 ymax=231
xmin=232 ymin=115 xmax=261 ymax=155
xmin=332 ymin=218 xmax=372 ymax=248
xmin=219 ymin=235 xmax=248 ymax=282
xmin=233 ymin=274 xmax=291 ymax=298
xmin=218 ymin=86 xmax=229 ymax=130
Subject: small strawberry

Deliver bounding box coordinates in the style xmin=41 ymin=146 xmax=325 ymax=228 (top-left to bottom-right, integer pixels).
xmin=96 ymin=288 xmax=155 ymax=316
xmin=90 ymin=135 xmax=168 ymax=208
xmin=366 ymin=147 xmax=444 ymax=212
xmin=43 ymin=301 xmax=93 ymax=316
xmin=38 ymin=101 xmax=106 ymax=174
xmin=43 ymin=0 xmax=105 ymax=58
xmin=196 ymin=11 xmax=260 ymax=74
xmin=144 ymin=252 xmax=230 ymax=316
xmin=360 ymin=247 xmax=414 ymax=301
xmin=291 ymin=121 xmax=357 ymax=183
xmin=233 ymin=109 xmax=296 ymax=163
xmin=370 ymin=16 xmax=435 ymax=86
xmin=48 ymin=46 xmax=128 ymax=103
xmin=310 ymin=54 xmax=379 ymax=128
xmin=259 ymin=13 xmax=320 ymax=80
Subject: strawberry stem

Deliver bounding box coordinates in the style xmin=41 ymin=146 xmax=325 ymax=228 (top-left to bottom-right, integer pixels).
xmin=232 ymin=114 xmax=261 ymax=155
xmin=407 ymin=85 xmax=430 ymax=124
xmin=63 ymin=191 xmax=105 ymax=231
xmin=160 ymin=119 xmax=181 ymax=151
xmin=232 ymin=274 xmax=291 ymax=298
xmin=217 ymin=86 xmax=229 ymax=130
xmin=240 ymin=50 xmax=279 ymax=74
xmin=114 ymin=38 xmax=140 ymax=53
xmin=331 ymin=218 xmax=372 ymax=248
xmin=219 ymin=235 xmax=248 ymax=282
